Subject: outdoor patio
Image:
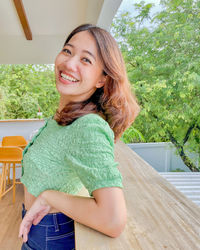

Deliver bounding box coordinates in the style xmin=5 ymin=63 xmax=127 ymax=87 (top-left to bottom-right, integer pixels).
xmin=1 ymin=0 xmax=200 ymax=249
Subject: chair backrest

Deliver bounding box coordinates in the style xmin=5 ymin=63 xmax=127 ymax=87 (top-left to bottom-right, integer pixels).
xmin=0 ymin=146 xmax=23 ymax=162
xmin=2 ymin=136 xmax=27 ymax=148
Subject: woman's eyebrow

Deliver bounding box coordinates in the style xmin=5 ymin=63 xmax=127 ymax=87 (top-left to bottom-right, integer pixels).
xmin=65 ymin=43 xmax=96 ymax=61
xmin=83 ymin=50 xmax=96 ymax=61
xmin=65 ymin=43 xmax=73 ymax=48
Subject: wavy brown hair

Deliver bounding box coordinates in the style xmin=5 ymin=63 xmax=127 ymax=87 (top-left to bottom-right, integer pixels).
xmin=55 ymin=24 xmax=140 ymax=140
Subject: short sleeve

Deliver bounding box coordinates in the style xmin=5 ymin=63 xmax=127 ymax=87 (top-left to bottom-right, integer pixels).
xmin=66 ymin=114 xmax=123 ymax=196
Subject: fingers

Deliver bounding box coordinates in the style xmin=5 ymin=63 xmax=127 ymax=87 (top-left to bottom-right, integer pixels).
xmin=18 ymin=221 xmax=24 ymax=238
xmin=18 ymin=227 xmax=23 ymax=239
xmin=18 ymin=215 xmax=33 ymax=242
xmin=22 ymin=227 xmax=29 ymax=242
xmin=18 ymin=223 xmax=30 ymax=242
xmin=18 ymin=193 xmax=51 ymax=242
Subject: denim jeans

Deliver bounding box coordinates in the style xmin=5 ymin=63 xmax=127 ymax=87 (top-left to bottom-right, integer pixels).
xmin=21 ymin=204 xmax=75 ymax=250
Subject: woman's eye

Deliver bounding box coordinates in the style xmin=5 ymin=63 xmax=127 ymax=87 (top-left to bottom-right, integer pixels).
xmin=82 ymin=58 xmax=91 ymax=64
xmin=62 ymin=48 xmax=71 ymax=55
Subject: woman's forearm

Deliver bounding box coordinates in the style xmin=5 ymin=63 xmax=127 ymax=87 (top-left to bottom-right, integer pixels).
xmin=41 ymin=189 xmax=126 ymax=238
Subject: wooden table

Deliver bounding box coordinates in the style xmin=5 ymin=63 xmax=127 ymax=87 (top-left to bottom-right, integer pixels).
xmin=75 ymin=141 xmax=200 ymax=250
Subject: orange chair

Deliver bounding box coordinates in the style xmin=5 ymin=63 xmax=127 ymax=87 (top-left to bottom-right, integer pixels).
xmin=0 ymin=147 xmax=23 ymax=203
xmin=2 ymin=135 xmax=28 ymax=149
xmin=2 ymin=136 xmax=27 ymax=185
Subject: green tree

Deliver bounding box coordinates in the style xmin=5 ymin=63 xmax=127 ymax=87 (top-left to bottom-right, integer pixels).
xmin=0 ymin=64 xmax=59 ymax=119
xmin=0 ymin=85 xmax=7 ymax=119
xmin=112 ymin=0 xmax=200 ymax=171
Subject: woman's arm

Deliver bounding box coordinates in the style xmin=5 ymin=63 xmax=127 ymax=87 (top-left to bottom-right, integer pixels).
xmin=44 ymin=187 xmax=126 ymax=237
xmin=19 ymin=187 xmax=126 ymax=241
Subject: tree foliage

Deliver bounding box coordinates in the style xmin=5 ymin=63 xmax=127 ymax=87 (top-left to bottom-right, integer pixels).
xmin=0 ymin=64 xmax=59 ymax=119
xmin=112 ymin=0 xmax=200 ymax=171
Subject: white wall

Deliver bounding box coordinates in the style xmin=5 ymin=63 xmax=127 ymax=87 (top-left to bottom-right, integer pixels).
xmin=128 ymin=143 xmax=191 ymax=172
xmin=0 ymin=119 xmax=45 ymax=141
xmin=0 ymin=119 xmax=45 ymax=178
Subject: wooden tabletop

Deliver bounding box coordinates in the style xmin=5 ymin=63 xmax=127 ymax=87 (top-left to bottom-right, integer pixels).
xmin=75 ymin=141 xmax=200 ymax=250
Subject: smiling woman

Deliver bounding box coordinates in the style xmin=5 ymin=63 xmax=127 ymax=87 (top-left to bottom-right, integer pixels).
xmin=55 ymin=30 xmax=106 ymax=107
xmin=19 ymin=24 xmax=140 ymax=250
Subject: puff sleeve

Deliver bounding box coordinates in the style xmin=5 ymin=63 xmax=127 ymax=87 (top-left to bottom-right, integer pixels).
xmin=66 ymin=114 xmax=123 ymax=196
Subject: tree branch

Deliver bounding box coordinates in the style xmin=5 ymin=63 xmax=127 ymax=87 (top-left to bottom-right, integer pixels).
xmin=183 ymin=124 xmax=195 ymax=145
xmin=129 ymin=62 xmax=136 ymax=68
xmin=196 ymin=125 xmax=200 ymax=131
xmin=168 ymin=131 xmax=199 ymax=172
xmin=140 ymin=98 xmax=199 ymax=171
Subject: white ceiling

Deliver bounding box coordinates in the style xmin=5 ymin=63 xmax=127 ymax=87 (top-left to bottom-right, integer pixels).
xmin=0 ymin=0 xmax=122 ymax=64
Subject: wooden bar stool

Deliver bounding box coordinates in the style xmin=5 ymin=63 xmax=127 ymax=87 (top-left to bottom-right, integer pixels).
xmin=2 ymin=136 xmax=27 ymax=185
xmin=0 ymin=146 xmax=23 ymax=203
xmin=2 ymin=135 xmax=28 ymax=149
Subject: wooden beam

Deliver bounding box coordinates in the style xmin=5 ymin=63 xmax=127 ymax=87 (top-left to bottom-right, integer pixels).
xmin=13 ymin=0 xmax=32 ymax=40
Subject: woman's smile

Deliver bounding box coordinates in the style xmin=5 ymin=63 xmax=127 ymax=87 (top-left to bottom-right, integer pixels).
xmin=59 ymin=71 xmax=79 ymax=85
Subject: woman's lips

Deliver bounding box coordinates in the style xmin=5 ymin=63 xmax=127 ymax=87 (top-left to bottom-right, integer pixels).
xmin=59 ymin=71 xmax=79 ymax=84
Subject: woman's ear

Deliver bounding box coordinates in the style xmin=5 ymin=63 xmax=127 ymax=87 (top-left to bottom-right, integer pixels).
xmin=96 ymin=75 xmax=107 ymax=88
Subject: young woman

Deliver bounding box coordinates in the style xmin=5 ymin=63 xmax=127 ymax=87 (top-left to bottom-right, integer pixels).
xmin=19 ymin=24 xmax=140 ymax=250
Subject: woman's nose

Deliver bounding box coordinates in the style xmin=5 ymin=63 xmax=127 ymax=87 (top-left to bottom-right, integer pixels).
xmin=64 ymin=56 xmax=78 ymax=71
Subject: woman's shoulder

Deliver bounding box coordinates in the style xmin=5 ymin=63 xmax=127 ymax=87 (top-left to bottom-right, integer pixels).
xmin=70 ymin=113 xmax=114 ymax=142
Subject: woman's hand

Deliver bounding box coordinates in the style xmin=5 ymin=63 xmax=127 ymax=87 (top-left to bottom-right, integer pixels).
xmin=19 ymin=193 xmax=51 ymax=242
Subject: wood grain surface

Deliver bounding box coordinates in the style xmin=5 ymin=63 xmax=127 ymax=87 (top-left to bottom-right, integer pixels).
xmin=0 ymin=184 xmax=23 ymax=250
xmin=75 ymin=141 xmax=200 ymax=250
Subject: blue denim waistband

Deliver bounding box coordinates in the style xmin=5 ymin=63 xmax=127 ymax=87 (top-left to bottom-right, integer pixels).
xmin=22 ymin=203 xmax=74 ymax=227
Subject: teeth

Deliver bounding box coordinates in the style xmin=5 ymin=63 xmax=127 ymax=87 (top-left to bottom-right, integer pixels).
xmin=61 ymin=72 xmax=78 ymax=82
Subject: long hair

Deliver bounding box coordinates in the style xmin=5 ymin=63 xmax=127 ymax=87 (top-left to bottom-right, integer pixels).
xmin=55 ymin=24 xmax=140 ymax=140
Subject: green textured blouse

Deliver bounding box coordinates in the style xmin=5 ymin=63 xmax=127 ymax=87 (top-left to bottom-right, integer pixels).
xmin=20 ymin=114 xmax=123 ymax=197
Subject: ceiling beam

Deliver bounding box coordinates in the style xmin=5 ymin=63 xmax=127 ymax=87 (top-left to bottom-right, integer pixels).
xmin=13 ymin=0 xmax=32 ymax=40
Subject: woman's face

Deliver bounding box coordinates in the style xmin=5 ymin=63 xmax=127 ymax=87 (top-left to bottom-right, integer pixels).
xmin=55 ymin=30 xmax=106 ymax=104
